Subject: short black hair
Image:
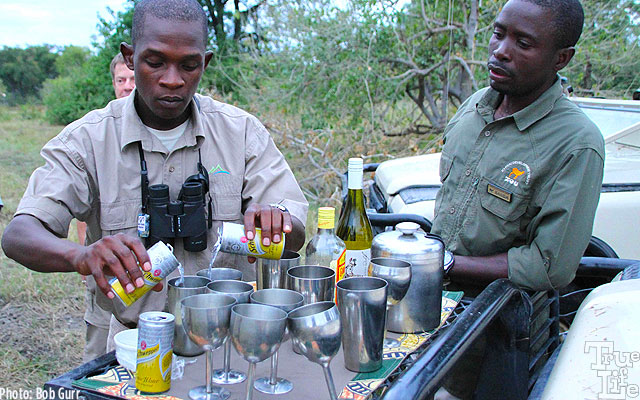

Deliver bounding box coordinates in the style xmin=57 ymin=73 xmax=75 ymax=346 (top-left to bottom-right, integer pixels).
xmin=132 ymin=0 xmax=209 ymax=48
xmin=519 ymin=0 xmax=584 ymax=48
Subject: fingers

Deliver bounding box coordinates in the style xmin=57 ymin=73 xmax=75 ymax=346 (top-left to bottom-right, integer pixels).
xmin=76 ymin=235 xmax=148 ymax=299
xmin=244 ymin=203 xmax=290 ymax=246
xmin=244 ymin=204 xmax=258 ymax=241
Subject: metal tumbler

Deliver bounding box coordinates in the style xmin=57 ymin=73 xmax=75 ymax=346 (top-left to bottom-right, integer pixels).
xmin=167 ymin=275 xmax=212 ymax=356
xmin=336 ymin=276 xmax=387 ymax=372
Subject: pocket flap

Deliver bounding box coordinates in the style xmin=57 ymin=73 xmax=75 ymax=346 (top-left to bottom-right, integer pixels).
xmin=478 ymin=178 xmax=529 ymax=221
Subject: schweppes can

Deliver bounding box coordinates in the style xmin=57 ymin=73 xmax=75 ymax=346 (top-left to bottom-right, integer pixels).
xmin=219 ymin=222 xmax=285 ymax=259
xmin=110 ymin=241 xmax=180 ymax=307
xmin=136 ymin=311 xmax=175 ymax=393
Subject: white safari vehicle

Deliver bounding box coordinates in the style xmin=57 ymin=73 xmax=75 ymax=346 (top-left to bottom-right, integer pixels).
xmin=371 ymin=96 xmax=640 ymax=259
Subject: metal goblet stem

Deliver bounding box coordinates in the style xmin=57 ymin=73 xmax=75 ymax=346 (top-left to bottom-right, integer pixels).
xmin=368 ymin=257 xmax=412 ymax=348
xmin=207 ymin=280 xmax=254 ymax=385
xmin=181 ymin=293 xmax=236 ymax=400
xmin=250 ymin=288 xmax=304 ymax=395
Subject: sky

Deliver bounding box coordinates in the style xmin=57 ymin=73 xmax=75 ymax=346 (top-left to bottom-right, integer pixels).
xmin=0 ymin=0 xmax=130 ymax=49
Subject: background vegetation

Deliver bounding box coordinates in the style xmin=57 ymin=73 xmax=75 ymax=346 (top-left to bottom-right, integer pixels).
xmin=0 ymin=0 xmax=639 ymax=390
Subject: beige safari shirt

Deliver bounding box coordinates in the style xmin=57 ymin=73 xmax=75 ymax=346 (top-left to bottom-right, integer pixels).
xmin=431 ymin=79 xmax=604 ymax=291
xmin=16 ymin=90 xmax=308 ymax=325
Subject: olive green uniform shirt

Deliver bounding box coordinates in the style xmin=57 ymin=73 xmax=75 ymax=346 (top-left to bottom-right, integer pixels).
xmin=431 ymin=79 xmax=604 ymax=291
xmin=16 ymin=91 xmax=308 ymax=325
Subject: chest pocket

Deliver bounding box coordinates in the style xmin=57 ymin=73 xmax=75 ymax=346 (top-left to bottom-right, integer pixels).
xmin=99 ymin=199 xmax=140 ymax=235
xmin=439 ymin=152 xmax=454 ymax=183
xmin=210 ymin=174 xmax=243 ymax=220
xmin=478 ymin=177 xmax=530 ymax=222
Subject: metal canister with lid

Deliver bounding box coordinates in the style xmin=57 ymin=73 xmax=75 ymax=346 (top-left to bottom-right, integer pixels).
xmin=371 ymin=222 xmax=443 ymax=333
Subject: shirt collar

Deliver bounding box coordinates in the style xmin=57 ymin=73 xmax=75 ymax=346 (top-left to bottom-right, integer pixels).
xmin=475 ymin=75 xmax=564 ymax=132
xmin=121 ymin=89 xmax=205 ymax=152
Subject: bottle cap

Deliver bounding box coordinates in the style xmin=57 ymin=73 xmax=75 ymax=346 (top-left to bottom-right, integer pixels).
xmin=347 ymin=157 xmax=364 ymax=189
xmin=318 ymin=207 xmax=335 ymax=229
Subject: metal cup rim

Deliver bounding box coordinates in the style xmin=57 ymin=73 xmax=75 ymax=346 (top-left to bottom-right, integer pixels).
xmin=287 ymin=301 xmax=337 ymax=320
xmin=168 ymin=275 xmax=211 ymax=288
xmin=180 ymin=293 xmax=237 ymax=309
xmin=231 ymin=303 xmax=288 ymax=321
xmin=370 ymin=257 xmax=412 ymax=269
xmin=206 ymin=279 xmax=254 ymax=294
xmin=250 ymin=288 xmax=304 ymax=308
xmin=336 ymin=276 xmax=388 ymax=291
xmin=287 ymin=265 xmax=335 ymax=280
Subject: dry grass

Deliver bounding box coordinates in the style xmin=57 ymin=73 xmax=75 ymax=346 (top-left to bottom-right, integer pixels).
xmin=0 ymin=105 xmax=86 ymax=390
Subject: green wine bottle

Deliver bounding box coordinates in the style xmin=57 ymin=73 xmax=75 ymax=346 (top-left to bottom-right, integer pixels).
xmin=336 ymin=157 xmax=373 ymax=277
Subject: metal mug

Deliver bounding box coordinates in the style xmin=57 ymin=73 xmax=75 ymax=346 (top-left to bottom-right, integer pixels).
xmin=336 ymin=276 xmax=387 ymax=372
xmin=196 ymin=267 xmax=243 ymax=281
xmin=257 ymin=251 xmax=301 ymax=290
xmin=167 ymin=275 xmax=211 ymax=356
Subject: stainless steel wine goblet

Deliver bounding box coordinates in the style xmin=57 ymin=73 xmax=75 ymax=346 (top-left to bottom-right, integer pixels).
xmin=250 ymin=288 xmax=304 ymax=394
xmin=181 ymin=293 xmax=236 ymax=400
xmin=287 ymin=301 xmax=342 ymax=400
xmin=230 ymin=303 xmax=287 ymax=400
xmin=368 ymin=257 xmax=412 ymax=348
xmin=206 ymin=280 xmax=254 ymax=385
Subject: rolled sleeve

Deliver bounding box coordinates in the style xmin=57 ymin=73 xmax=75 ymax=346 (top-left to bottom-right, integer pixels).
xmin=15 ymin=134 xmax=92 ymax=238
xmin=508 ymin=148 xmax=604 ymax=291
xmin=242 ymin=117 xmax=308 ymax=226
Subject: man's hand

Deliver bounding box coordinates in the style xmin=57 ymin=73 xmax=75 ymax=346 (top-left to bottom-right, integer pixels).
xmin=71 ymin=233 xmax=160 ymax=299
xmin=243 ymin=203 xmax=292 ymax=263
xmin=2 ymin=215 xmax=162 ymax=300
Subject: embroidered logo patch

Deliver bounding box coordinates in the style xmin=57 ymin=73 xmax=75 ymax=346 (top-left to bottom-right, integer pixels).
xmin=209 ymin=164 xmax=230 ymax=175
xmin=501 ymin=161 xmax=531 ymax=187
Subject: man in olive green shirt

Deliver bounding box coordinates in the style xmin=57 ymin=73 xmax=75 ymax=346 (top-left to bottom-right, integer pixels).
xmin=432 ymin=0 xmax=604 ymax=293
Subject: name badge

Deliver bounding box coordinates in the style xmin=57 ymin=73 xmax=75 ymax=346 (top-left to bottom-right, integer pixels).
xmin=487 ymin=183 xmax=512 ymax=203
xmin=138 ymin=213 xmax=150 ymax=237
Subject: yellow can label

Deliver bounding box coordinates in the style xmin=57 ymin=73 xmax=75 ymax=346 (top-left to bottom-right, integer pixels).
xmin=220 ymin=223 xmax=285 ymax=259
xmin=110 ymin=270 xmax=163 ymax=307
xmin=136 ymin=341 xmax=172 ymax=392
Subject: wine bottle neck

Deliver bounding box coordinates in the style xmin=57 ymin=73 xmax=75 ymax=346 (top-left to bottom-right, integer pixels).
xmin=347 ymin=169 xmax=363 ymax=189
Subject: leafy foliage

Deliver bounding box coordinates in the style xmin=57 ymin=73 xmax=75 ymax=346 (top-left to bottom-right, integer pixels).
xmin=0 ymin=45 xmax=58 ymax=105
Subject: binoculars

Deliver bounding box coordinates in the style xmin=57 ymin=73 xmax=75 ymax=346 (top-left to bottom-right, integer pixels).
xmin=146 ymin=181 xmax=207 ymax=252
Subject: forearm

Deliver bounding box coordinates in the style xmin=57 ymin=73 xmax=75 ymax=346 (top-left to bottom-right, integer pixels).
xmin=448 ymin=253 xmax=509 ymax=287
xmin=2 ymin=214 xmax=82 ymax=273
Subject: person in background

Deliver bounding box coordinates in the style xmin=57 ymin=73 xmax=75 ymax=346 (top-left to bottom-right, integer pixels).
xmin=430 ymin=0 xmax=603 ymax=398
xmin=74 ymin=53 xmax=136 ymax=362
xmin=2 ymin=0 xmax=307 ymax=359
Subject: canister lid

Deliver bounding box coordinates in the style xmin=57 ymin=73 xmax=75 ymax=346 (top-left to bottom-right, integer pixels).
xmin=371 ymin=222 xmax=443 ymax=262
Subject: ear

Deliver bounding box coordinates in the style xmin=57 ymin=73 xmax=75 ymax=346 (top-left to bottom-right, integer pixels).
xmin=204 ymin=51 xmax=214 ymax=70
xmin=120 ymin=43 xmax=135 ymax=70
xmin=554 ymin=47 xmax=575 ymax=72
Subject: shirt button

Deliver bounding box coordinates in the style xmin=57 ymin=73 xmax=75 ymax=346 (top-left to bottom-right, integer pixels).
xmin=169 ymin=166 xmax=175 ymax=173
xmin=484 ymin=130 xmax=491 ymax=137
xmin=465 ymin=169 xmax=471 ymax=176
xmin=449 ymin=207 xmax=456 ymax=214
xmin=473 ymin=178 xmax=479 ymax=186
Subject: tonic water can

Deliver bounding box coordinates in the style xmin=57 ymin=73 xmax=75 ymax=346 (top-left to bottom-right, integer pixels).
xmin=110 ymin=241 xmax=179 ymax=307
xmin=219 ymin=222 xmax=285 ymax=259
xmin=136 ymin=311 xmax=175 ymax=393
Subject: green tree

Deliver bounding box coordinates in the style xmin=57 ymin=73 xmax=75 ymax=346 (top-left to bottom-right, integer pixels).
xmin=565 ymin=0 xmax=640 ymax=97
xmin=0 ymin=45 xmax=59 ymax=104
xmin=54 ymin=46 xmax=91 ymax=77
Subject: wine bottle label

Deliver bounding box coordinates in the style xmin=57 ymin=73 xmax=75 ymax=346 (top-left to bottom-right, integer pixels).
xmin=332 ymin=248 xmax=346 ymax=303
xmin=344 ymin=248 xmax=371 ymax=277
